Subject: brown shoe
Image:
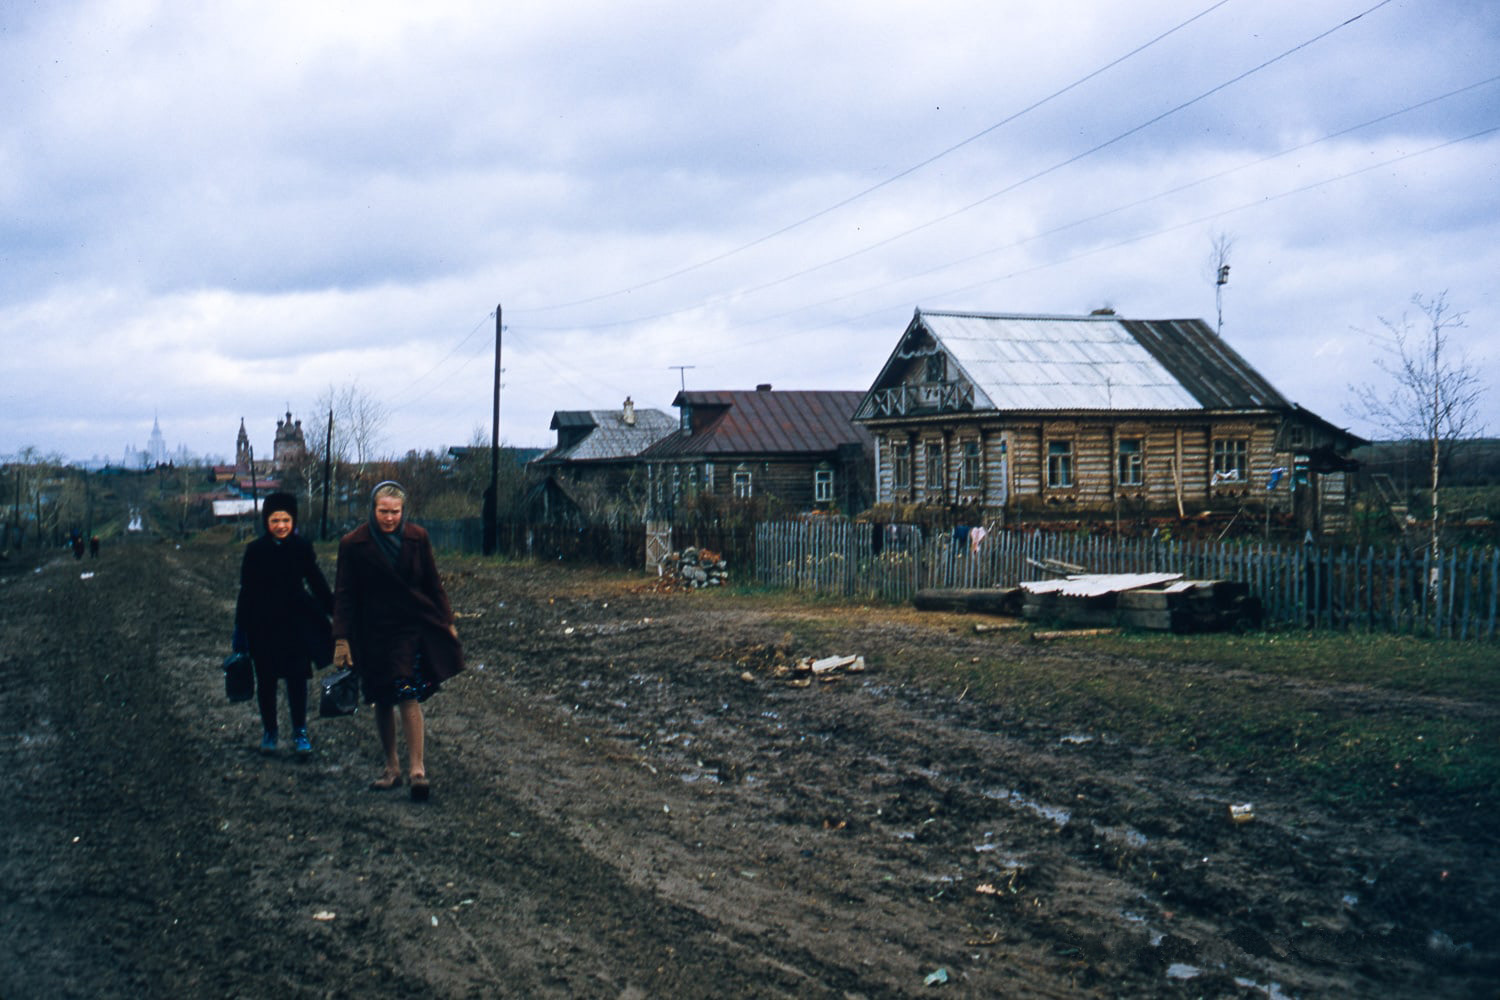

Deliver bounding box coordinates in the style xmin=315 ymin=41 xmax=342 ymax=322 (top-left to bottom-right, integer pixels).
xmin=370 ymin=770 xmax=403 ymax=791
xmin=409 ymin=772 xmax=430 ymax=802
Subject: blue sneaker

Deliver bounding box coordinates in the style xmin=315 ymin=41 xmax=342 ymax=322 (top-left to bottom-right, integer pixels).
xmin=293 ymin=728 xmax=312 ymax=754
xmin=260 ymin=730 xmax=278 ymax=753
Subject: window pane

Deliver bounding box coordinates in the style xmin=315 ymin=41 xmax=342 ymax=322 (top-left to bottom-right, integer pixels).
xmin=1047 ymin=440 xmax=1073 ymax=488
xmin=814 ymin=468 xmax=834 ymax=502
xmin=1117 ymin=438 xmax=1142 ymax=486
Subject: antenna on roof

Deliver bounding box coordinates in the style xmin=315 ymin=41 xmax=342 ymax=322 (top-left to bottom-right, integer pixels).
xmin=1209 ymin=231 xmax=1234 ymax=337
xmin=669 ymin=365 xmax=695 ymax=392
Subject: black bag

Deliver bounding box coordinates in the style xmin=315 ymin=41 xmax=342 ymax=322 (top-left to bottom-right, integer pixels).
xmin=319 ymin=668 xmax=359 ymax=717
xmin=222 ymin=652 xmax=255 ymax=702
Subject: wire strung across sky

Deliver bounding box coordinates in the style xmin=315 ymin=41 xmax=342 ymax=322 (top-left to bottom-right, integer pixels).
xmin=519 ymin=0 xmax=1238 ymax=314
xmin=379 ymin=0 xmax=1491 ymax=426
xmin=510 ymin=0 xmax=1399 ymax=333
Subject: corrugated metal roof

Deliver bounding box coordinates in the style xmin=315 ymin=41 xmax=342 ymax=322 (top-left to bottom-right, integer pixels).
xmin=1121 ymin=318 xmax=1289 ymax=409
xmin=535 ymin=408 xmax=676 ymax=463
xmin=922 ymin=312 xmax=1202 ymax=411
xmin=644 ymin=389 xmax=871 ymax=458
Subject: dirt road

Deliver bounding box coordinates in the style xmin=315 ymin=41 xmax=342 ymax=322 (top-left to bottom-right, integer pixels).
xmin=2 ymin=538 xmax=1495 ymax=998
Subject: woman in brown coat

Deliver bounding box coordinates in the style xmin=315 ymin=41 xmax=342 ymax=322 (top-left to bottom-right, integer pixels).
xmin=332 ymin=481 xmax=463 ymax=800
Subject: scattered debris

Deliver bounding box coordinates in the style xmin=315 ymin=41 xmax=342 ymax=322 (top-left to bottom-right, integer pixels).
xmin=776 ymin=654 xmax=865 ymax=685
xmin=312 ymin=911 xmax=336 ymax=922
xmin=1227 ymin=803 xmax=1255 ymax=824
xmin=1031 ymin=628 xmax=1122 ymax=641
xmin=972 ymin=621 xmax=1026 ymax=634
xmin=923 ymin=967 xmax=949 ymax=986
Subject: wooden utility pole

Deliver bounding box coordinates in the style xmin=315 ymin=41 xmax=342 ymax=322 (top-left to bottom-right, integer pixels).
xmin=483 ymin=303 xmax=502 ymax=556
xmin=320 ymin=408 xmax=333 ymax=541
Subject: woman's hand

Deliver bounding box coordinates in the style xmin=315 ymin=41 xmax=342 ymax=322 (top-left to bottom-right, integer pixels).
xmin=333 ymin=638 xmax=353 ymax=668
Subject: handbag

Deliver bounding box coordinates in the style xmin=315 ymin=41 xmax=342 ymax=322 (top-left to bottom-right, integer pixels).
xmin=222 ymin=652 xmax=255 ymax=702
xmin=319 ymin=668 xmax=360 ymax=717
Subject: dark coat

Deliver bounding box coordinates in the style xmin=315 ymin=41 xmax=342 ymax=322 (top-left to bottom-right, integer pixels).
xmin=235 ymin=532 xmax=334 ymax=679
xmin=331 ymin=522 xmax=464 ymax=688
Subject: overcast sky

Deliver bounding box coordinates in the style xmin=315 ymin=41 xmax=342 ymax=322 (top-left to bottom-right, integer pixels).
xmin=3 ymin=0 xmax=1497 ymax=464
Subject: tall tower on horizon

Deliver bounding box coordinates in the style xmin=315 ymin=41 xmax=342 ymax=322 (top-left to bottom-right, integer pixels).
xmin=147 ymin=413 xmax=168 ymax=467
xmin=235 ymin=418 xmax=251 ymax=473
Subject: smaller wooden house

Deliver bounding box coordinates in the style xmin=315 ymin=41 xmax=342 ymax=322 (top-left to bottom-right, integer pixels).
xmin=527 ymin=398 xmax=677 ymax=523
xmin=854 ymin=310 xmax=1365 ymax=534
xmin=641 ymin=385 xmax=874 ymax=520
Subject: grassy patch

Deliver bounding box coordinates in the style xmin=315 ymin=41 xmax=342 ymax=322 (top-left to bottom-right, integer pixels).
xmin=743 ymin=598 xmax=1499 ymax=812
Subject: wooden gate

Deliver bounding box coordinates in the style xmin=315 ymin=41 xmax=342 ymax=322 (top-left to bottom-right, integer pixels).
xmin=645 ymin=520 xmax=672 ymax=570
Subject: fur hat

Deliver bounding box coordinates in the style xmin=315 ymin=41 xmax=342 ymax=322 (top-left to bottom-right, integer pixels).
xmin=261 ymin=491 xmax=298 ymax=530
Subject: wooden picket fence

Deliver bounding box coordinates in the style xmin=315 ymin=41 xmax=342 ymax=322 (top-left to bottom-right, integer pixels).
xmin=754 ymin=520 xmax=1500 ymax=640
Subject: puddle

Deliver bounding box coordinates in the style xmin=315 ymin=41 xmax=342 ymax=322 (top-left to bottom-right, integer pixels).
xmin=1166 ymin=963 xmax=1200 ymax=980
xmin=1234 ymin=977 xmax=1295 ymax=1000
xmin=982 ymin=788 xmax=1071 ymax=827
xmin=1094 ymin=824 xmax=1148 ymax=848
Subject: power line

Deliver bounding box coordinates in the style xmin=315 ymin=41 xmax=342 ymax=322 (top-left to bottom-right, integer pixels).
xmin=514 ymin=0 xmax=1238 ymax=314
xmin=515 ymin=0 xmax=1399 ymax=334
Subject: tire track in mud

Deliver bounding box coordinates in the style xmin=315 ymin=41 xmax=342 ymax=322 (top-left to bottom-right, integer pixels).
xmin=6 ymin=545 xmax=1495 ymax=997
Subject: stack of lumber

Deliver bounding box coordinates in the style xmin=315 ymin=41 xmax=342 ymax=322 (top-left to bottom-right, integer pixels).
xmin=1019 ymin=573 xmax=1262 ymax=633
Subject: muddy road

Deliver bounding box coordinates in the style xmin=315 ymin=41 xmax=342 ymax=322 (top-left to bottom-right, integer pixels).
xmin=2 ymin=538 xmax=1495 ymax=998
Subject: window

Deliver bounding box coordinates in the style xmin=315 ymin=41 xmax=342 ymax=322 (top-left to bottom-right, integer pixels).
xmin=704 ymin=462 xmax=714 ymax=492
xmin=1212 ymin=438 xmax=1248 ymax=483
xmin=960 ymin=440 xmax=982 ymax=490
xmin=1117 ymin=438 xmax=1143 ymax=486
xmin=732 ymin=466 xmax=752 ymax=499
xmin=814 ymin=466 xmax=834 ymax=502
xmin=892 ymin=441 xmax=911 ymax=490
xmin=925 ymin=353 xmax=945 ymax=383
xmin=671 ymin=465 xmax=681 ymax=500
xmin=924 ymin=440 xmax=945 ymax=494
xmin=1047 ymin=440 xmax=1074 ymax=488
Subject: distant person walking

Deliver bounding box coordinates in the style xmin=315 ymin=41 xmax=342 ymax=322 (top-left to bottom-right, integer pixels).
xmin=332 ymin=481 xmax=463 ymax=801
xmin=89 ymin=535 xmax=100 ymax=558
xmin=233 ymin=492 xmax=334 ymax=755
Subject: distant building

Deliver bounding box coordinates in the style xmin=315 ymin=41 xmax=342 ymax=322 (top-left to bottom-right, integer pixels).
xmin=273 ymin=410 xmax=307 ymax=468
xmin=234 ymin=411 xmax=306 ymax=478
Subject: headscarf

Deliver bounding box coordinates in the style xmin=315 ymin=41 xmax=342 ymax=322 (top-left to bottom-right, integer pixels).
xmin=369 ymin=481 xmax=406 ymax=569
xmin=261 ymin=491 xmax=298 ymax=539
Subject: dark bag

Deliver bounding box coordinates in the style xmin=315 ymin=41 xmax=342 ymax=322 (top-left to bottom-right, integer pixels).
xmin=222 ymin=652 xmax=255 ymax=702
xmin=319 ymin=668 xmax=359 ymax=717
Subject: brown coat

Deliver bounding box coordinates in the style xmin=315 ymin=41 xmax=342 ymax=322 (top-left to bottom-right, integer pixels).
xmin=331 ymin=522 xmax=464 ymax=688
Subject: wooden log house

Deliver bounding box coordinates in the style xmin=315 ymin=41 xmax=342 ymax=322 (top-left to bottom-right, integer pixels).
xmin=854 ymin=310 xmax=1365 ymax=534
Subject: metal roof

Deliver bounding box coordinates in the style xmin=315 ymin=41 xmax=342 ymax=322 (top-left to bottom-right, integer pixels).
xmin=534 ymin=407 xmax=677 ymax=464
xmin=899 ymin=311 xmax=1292 ymax=413
xmin=643 ymin=389 xmax=871 ymax=458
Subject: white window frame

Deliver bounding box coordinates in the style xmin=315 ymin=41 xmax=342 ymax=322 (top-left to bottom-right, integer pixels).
xmin=814 ymin=466 xmax=834 ymax=502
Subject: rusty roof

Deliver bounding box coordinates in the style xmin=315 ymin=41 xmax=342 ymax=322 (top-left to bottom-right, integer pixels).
xmin=643 ymin=388 xmax=871 ymax=459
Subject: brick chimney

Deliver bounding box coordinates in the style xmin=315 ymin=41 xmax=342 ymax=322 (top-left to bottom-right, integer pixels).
xmin=622 ymin=396 xmax=636 ymax=425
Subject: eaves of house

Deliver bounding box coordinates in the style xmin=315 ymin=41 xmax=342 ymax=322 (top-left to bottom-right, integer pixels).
xmin=856 ymin=310 xmax=1360 ymax=446
xmin=642 ymin=387 xmax=872 ymax=460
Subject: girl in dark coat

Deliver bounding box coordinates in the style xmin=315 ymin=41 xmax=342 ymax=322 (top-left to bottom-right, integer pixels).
xmin=234 ymin=492 xmax=334 ymax=754
xmin=332 ymin=481 xmax=463 ymax=801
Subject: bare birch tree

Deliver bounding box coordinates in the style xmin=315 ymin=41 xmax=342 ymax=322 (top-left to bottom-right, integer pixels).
xmin=1350 ymin=292 xmax=1486 ymax=572
xmin=310 ymin=381 xmax=389 ymax=525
